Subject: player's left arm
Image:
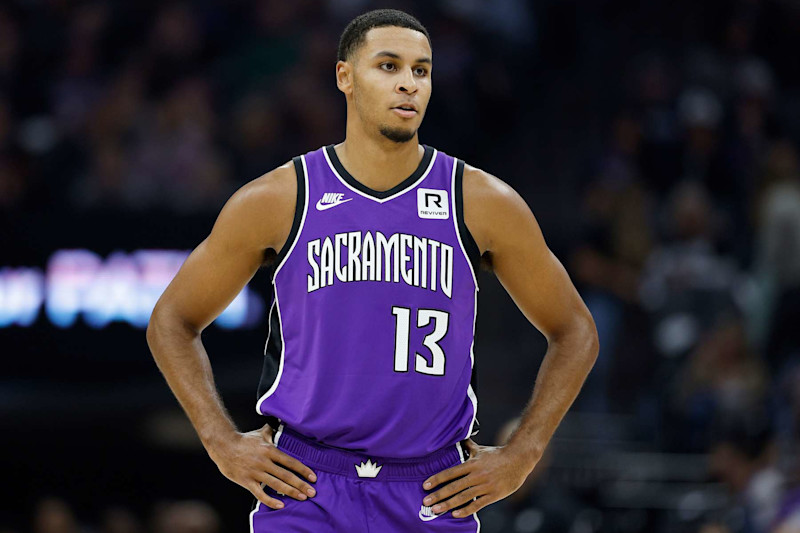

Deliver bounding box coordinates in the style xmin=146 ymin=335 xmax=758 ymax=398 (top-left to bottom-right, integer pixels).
xmin=421 ymin=164 xmax=599 ymax=518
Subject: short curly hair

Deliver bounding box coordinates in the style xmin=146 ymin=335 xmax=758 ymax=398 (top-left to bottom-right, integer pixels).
xmin=337 ymin=9 xmax=431 ymax=62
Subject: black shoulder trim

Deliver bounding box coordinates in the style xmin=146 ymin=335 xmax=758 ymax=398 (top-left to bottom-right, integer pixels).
xmin=454 ymin=159 xmax=481 ymax=278
xmin=274 ymin=156 xmax=306 ymax=266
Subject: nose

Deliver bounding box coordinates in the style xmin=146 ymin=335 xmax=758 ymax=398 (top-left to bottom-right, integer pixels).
xmin=396 ymin=67 xmax=417 ymax=94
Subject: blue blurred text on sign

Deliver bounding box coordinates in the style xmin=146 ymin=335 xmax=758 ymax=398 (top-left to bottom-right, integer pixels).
xmin=0 ymin=250 xmax=262 ymax=330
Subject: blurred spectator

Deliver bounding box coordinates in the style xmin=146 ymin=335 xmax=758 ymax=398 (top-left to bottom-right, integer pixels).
xmin=146 ymin=3 xmax=204 ymax=98
xmin=68 ymin=139 xmax=125 ymax=210
xmin=125 ymin=77 xmax=233 ymax=212
xmin=640 ymin=181 xmax=750 ymax=451
xmin=776 ymin=362 xmax=800 ymax=463
xmin=641 ymin=181 xmax=742 ymax=360
xmin=151 ymin=500 xmax=220 ymax=533
xmin=698 ymin=523 xmax=733 ymax=533
xmin=52 ymin=2 xmax=108 ymax=137
xmin=709 ymin=413 xmax=784 ymax=533
xmin=0 ymin=8 xmax=21 ymax=93
xmin=61 ymin=62 xmax=144 ymax=210
xmin=772 ymin=487 xmax=800 ymax=533
xmin=677 ymin=88 xmax=729 ymax=209
xmin=0 ymin=96 xmax=30 ymax=210
xmin=772 ymin=363 xmax=800 ymax=533
xmin=99 ymin=506 xmax=144 ymax=533
xmin=571 ymin=175 xmax=655 ymax=414
xmin=230 ymin=91 xmax=285 ymax=181
xmin=32 ymin=498 xmax=82 ymax=533
xmin=753 ymin=140 xmax=800 ymax=372
xmin=672 ymin=317 xmax=769 ymax=451
xmin=86 ymin=62 xmax=147 ymax=148
xmin=633 ymin=55 xmax=682 ymax=195
xmin=570 ymin=111 xmax=657 ymax=414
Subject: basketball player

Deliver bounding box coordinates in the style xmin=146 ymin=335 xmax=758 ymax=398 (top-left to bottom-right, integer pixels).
xmin=147 ymin=9 xmax=598 ymax=532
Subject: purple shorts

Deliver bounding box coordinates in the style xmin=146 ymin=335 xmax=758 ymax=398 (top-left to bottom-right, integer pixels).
xmin=249 ymin=425 xmax=481 ymax=532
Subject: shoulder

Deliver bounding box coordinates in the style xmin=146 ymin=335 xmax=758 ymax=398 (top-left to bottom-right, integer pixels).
xmin=461 ymin=163 xmax=522 ymax=211
xmin=212 ymin=160 xmax=299 ymax=253
xmin=461 ymin=163 xmax=536 ymax=255
xmin=235 ymin=160 xmax=297 ymax=211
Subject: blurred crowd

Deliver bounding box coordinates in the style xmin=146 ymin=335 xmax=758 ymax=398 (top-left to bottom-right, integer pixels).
xmin=0 ymin=0 xmax=516 ymax=213
xmin=3 ymin=0 xmax=800 ymax=532
xmin=562 ymin=1 xmax=800 ymax=530
xmin=2 ymin=498 xmax=221 ymax=533
xmin=560 ymin=4 xmax=800 ymax=527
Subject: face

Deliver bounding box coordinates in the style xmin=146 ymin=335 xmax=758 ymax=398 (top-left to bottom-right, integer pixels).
xmin=337 ymin=26 xmax=432 ymax=144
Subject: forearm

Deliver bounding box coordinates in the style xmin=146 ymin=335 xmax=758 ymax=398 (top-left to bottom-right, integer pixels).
xmin=146 ymin=311 xmax=238 ymax=449
xmin=505 ymin=316 xmax=599 ymax=471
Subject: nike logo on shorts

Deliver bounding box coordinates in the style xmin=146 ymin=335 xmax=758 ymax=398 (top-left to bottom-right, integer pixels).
xmin=419 ymin=505 xmax=441 ymax=521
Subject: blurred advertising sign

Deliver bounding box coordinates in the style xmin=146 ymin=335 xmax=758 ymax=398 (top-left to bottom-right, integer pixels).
xmin=0 ymin=250 xmax=261 ymax=329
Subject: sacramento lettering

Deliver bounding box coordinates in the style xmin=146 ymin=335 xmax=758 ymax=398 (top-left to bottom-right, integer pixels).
xmin=306 ymin=231 xmax=454 ymax=298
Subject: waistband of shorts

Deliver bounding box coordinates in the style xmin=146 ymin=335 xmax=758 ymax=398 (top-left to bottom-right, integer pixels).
xmin=273 ymin=424 xmax=465 ymax=481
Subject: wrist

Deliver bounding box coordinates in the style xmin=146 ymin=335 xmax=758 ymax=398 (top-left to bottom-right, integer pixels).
xmin=199 ymin=424 xmax=238 ymax=452
xmin=504 ymin=438 xmax=545 ymax=474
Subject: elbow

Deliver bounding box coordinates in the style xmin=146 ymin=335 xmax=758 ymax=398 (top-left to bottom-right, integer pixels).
xmin=146 ymin=302 xmax=197 ymax=353
xmin=146 ymin=303 xmax=164 ymax=351
xmin=583 ymin=312 xmax=600 ymax=364
xmin=574 ymin=301 xmax=599 ymax=361
xmin=551 ymin=309 xmax=599 ymax=365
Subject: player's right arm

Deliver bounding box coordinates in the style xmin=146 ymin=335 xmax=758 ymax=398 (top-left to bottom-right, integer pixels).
xmin=146 ymin=161 xmax=317 ymax=509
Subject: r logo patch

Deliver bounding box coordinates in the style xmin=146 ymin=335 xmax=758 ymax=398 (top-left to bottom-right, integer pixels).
xmin=417 ymin=188 xmax=449 ymax=220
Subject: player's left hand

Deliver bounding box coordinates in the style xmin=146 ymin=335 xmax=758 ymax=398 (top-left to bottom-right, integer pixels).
xmin=421 ymin=439 xmax=535 ymax=518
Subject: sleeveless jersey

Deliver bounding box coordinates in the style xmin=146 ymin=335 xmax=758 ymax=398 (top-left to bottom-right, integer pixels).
xmin=255 ymin=144 xmax=481 ymax=458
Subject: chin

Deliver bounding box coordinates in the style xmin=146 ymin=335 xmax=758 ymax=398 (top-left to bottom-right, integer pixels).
xmin=379 ymin=125 xmax=417 ymax=143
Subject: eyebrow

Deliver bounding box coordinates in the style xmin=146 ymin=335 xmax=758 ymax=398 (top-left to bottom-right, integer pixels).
xmin=373 ymin=51 xmax=432 ymax=64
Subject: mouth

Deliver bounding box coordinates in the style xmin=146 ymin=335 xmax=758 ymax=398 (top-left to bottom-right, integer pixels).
xmin=391 ymin=105 xmax=418 ymax=118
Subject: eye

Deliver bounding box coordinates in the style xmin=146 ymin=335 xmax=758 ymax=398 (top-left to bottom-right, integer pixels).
xmin=380 ymin=62 xmax=396 ymax=72
xmin=414 ymin=67 xmax=429 ymax=77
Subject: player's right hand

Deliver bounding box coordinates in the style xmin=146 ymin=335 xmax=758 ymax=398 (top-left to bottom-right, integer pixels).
xmin=207 ymin=424 xmax=317 ymax=509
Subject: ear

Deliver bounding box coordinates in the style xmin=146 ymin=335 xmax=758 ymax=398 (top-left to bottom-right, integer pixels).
xmin=336 ymin=60 xmax=353 ymax=96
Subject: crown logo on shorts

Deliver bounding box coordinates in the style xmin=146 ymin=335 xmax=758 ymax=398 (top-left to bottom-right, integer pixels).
xmin=354 ymin=458 xmax=383 ymax=478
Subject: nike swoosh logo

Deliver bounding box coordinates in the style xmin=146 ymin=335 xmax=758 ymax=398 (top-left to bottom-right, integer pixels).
xmin=316 ymin=198 xmax=353 ymax=211
xmin=419 ymin=508 xmax=440 ymax=522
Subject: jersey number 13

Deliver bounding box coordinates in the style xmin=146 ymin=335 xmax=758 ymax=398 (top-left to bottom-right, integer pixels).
xmin=391 ymin=306 xmax=449 ymax=376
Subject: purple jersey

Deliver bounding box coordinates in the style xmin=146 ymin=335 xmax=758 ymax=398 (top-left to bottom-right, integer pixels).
xmin=255 ymin=145 xmax=480 ymax=458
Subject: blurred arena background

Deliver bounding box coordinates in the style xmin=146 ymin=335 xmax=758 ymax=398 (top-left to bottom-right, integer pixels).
xmin=1 ymin=1 xmax=800 ymax=532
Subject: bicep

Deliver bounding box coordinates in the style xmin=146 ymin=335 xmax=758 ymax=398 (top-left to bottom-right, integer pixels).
xmin=468 ymin=174 xmax=591 ymax=340
xmin=152 ymin=165 xmax=295 ymax=332
xmin=156 ymin=231 xmax=266 ymax=333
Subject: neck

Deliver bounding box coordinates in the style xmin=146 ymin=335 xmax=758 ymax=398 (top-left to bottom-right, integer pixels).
xmin=335 ymin=120 xmax=424 ymax=192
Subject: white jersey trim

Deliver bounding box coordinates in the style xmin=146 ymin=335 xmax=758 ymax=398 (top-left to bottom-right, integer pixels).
xmin=322 ymin=145 xmax=438 ymax=204
xmin=249 ymin=501 xmax=260 ymax=533
xmin=451 ymin=158 xmax=480 ymax=443
xmin=464 ymin=289 xmax=479 ymax=442
xmin=273 ymin=422 xmax=285 ymax=446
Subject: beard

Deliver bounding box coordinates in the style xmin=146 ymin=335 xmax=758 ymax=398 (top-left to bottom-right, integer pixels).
xmin=379 ymin=125 xmax=417 ymax=143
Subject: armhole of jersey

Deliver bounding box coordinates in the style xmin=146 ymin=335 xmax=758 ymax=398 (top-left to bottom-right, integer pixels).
xmin=454 ymin=159 xmax=481 ymax=279
xmin=454 ymin=158 xmax=481 ymax=440
xmin=272 ymin=156 xmax=307 ymax=272
xmin=257 ymin=157 xmax=306 ymax=425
